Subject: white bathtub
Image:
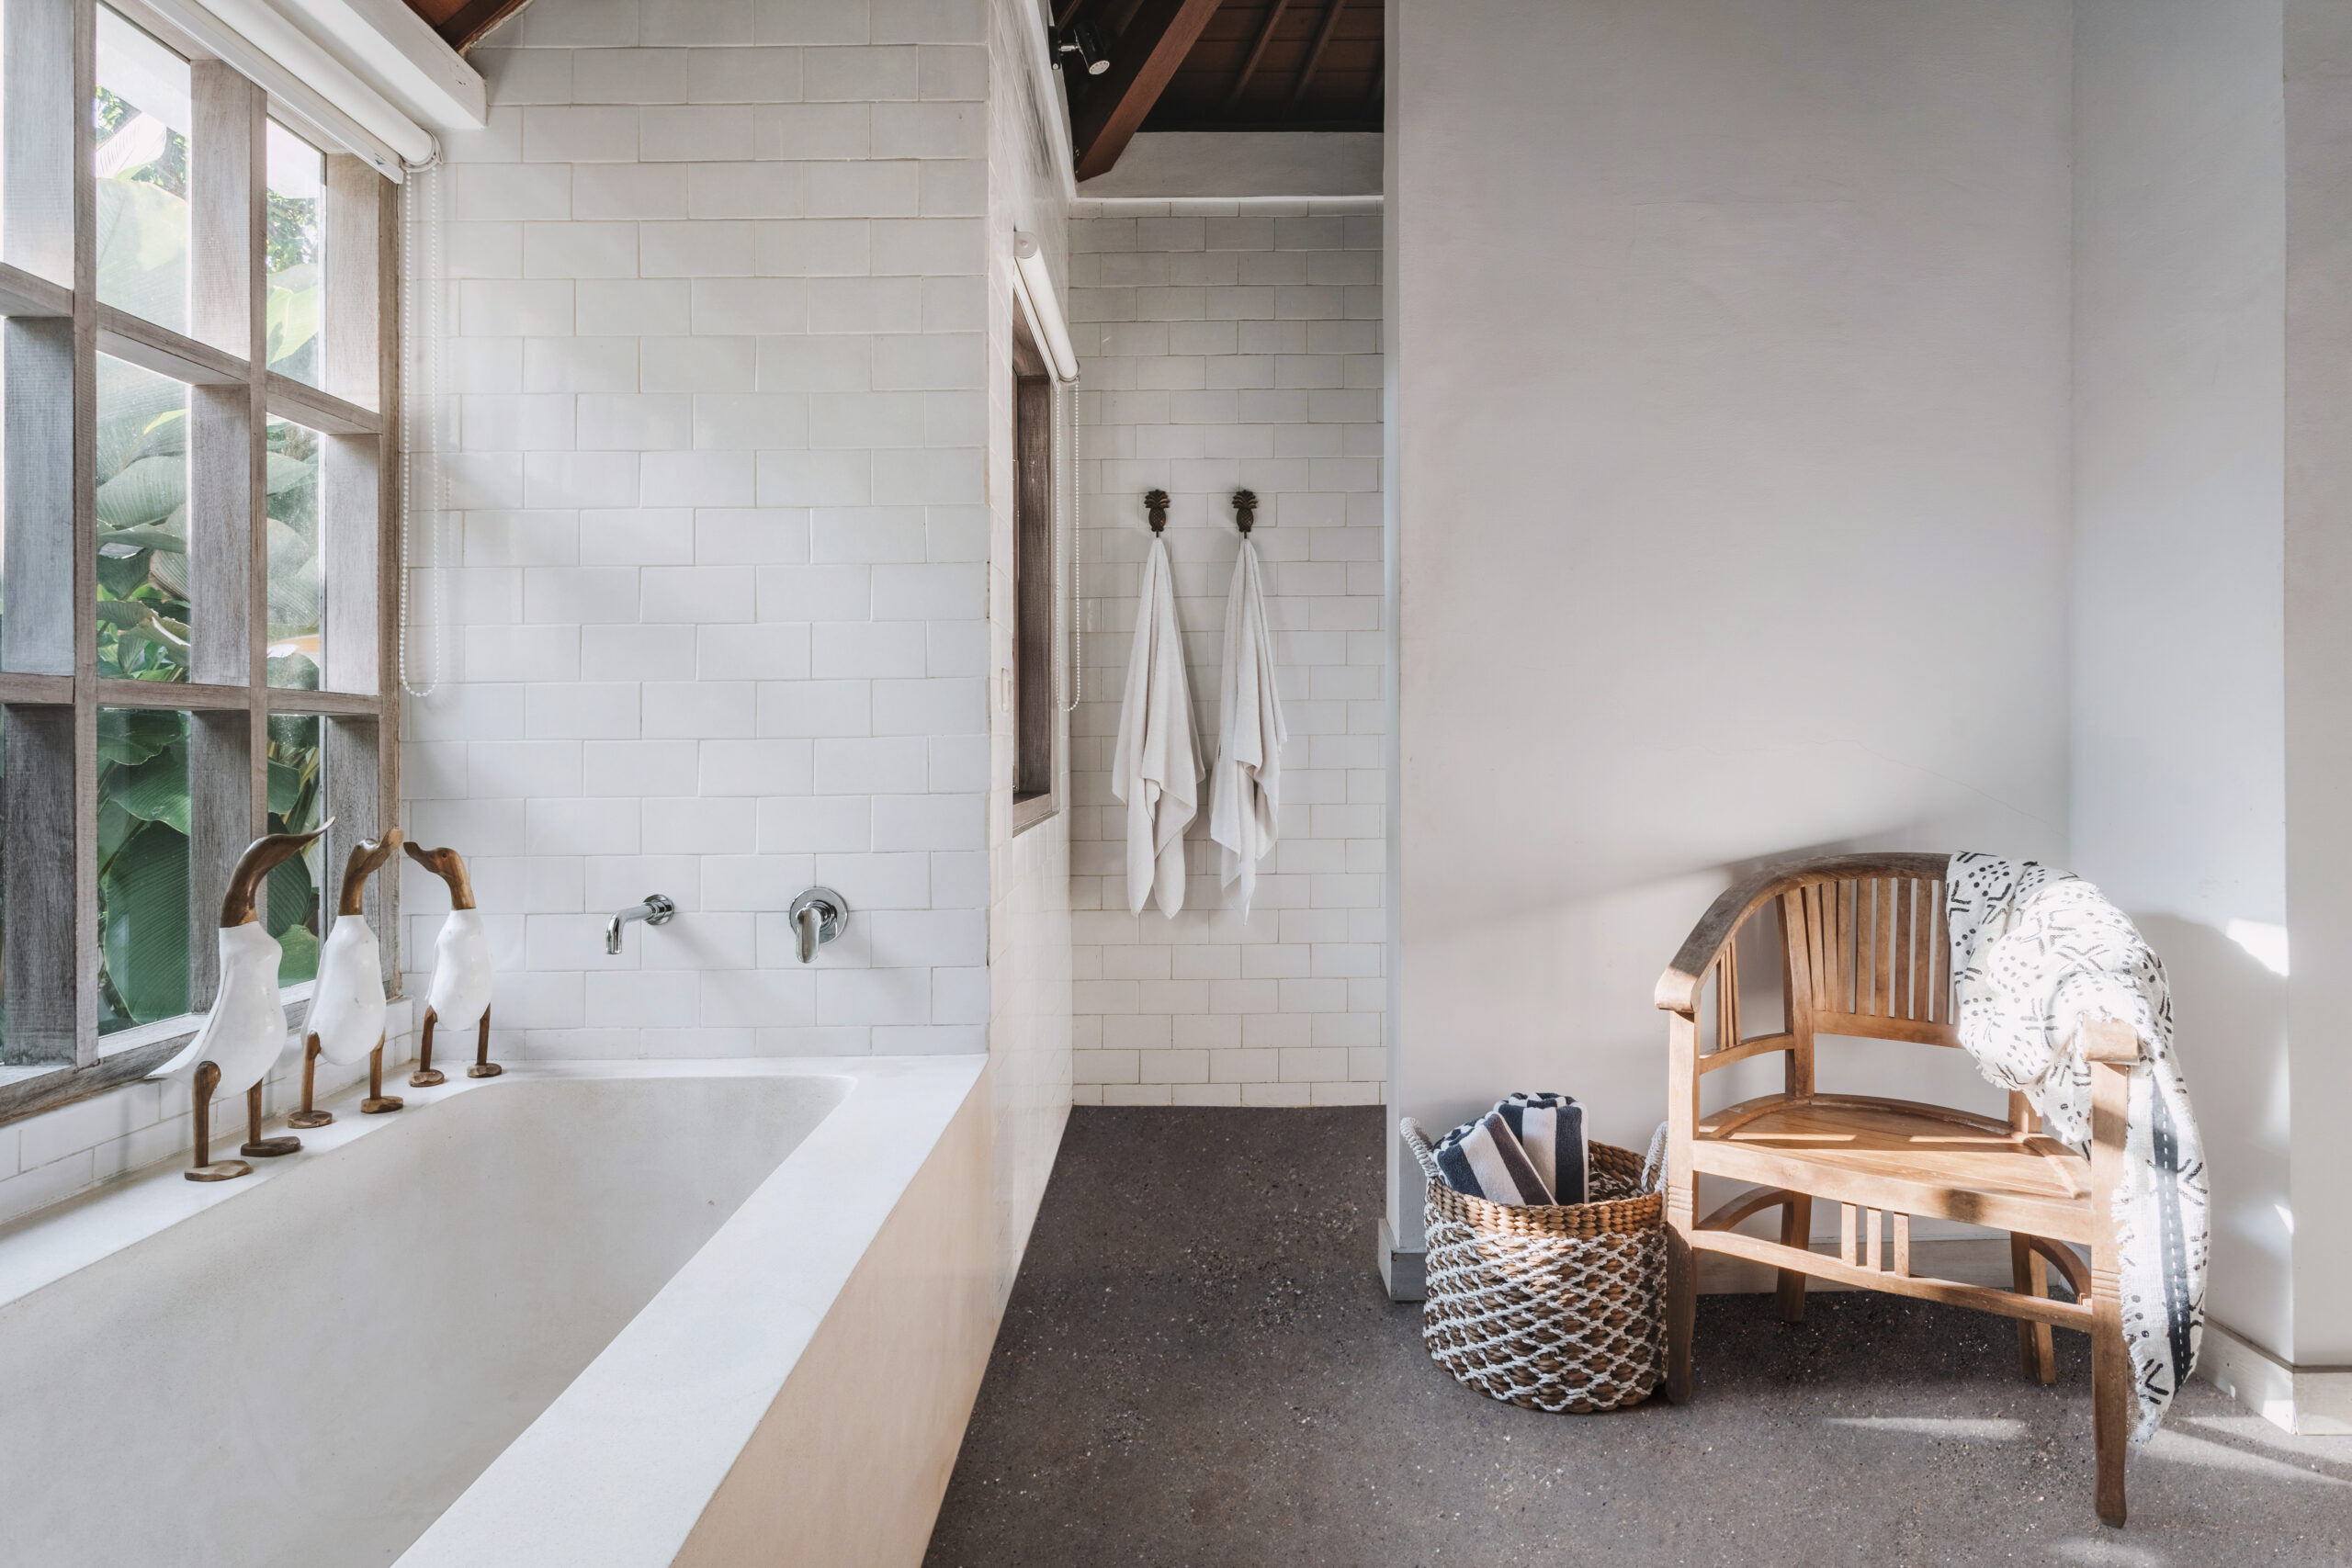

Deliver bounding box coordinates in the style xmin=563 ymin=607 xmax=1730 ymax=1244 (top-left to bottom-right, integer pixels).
xmin=0 ymin=1055 xmax=996 ymax=1568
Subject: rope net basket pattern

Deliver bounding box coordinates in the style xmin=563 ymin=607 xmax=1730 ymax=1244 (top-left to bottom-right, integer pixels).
xmin=1402 ymin=1119 xmax=1668 ymax=1414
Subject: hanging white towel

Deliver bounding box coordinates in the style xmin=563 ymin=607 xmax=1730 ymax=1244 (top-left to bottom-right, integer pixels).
xmin=1208 ymin=536 xmax=1287 ymax=913
xmin=1110 ymin=535 xmax=1204 ymax=918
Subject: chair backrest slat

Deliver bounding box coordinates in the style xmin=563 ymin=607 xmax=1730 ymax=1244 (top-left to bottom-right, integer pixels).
xmin=1770 ymin=870 xmax=1956 ymax=1046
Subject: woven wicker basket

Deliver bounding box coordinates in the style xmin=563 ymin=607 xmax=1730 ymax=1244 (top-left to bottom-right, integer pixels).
xmin=1401 ymin=1117 xmax=1668 ymax=1414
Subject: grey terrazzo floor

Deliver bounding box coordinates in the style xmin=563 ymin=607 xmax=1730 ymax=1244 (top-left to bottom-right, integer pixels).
xmin=922 ymin=1107 xmax=2352 ymax=1568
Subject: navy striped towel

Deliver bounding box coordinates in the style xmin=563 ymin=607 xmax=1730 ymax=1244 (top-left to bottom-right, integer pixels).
xmin=1433 ymin=1092 xmax=1589 ymax=1206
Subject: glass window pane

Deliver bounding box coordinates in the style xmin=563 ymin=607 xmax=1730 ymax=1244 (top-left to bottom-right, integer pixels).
xmin=267 ymin=713 xmax=321 ymax=985
xmin=266 ymin=123 xmax=323 ymax=388
xmin=266 ymin=418 xmax=322 ymax=689
xmin=96 ymin=355 xmax=191 ymax=682
xmin=95 ymin=9 xmax=192 ymax=335
xmin=96 ymin=707 xmax=189 ymax=1033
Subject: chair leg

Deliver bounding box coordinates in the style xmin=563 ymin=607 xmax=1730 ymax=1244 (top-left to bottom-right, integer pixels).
xmin=1665 ymin=1220 xmax=1695 ymax=1404
xmin=2010 ymin=1234 xmax=2056 ymax=1384
xmin=2092 ymin=1292 xmax=2131 ymax=1527
xmin=1775 ymin=1195 xmax=1811 ymax=1323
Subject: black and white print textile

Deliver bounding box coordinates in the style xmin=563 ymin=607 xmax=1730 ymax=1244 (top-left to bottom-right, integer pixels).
xmin=1433 ymin=1092 xmax=1590 ymax=1206
xmin=1946 ymin=852 xmax=2208 ymax=1442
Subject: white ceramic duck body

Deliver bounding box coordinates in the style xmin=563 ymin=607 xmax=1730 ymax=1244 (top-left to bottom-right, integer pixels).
xmin=151 ymin=922 xmax=291 ymax=1098
xmin=425 ymin=908 xmax=493 ymax=1030
xmin=309 ymin=913 xmax=388 ymax=1066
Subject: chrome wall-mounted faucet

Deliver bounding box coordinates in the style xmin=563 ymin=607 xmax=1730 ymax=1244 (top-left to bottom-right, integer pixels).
xmin=787 ymin=887 xmax=849 ymax=963
xmin=606 ymin=894 xmax=675 ymax=955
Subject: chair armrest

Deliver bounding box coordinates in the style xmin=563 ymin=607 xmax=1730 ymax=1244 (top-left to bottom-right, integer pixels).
xmin=2082 ymin=1018 xmax=2141 ymax=1065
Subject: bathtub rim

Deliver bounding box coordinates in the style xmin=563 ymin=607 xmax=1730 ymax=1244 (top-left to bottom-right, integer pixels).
xmin=0 ymin=1055 xmax=951 ymax=1326
xmin=390 ymin=1050 xmax=988 ymax=1567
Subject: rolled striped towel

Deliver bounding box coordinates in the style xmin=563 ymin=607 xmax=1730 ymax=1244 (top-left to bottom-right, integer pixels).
xmin=1434 ymin=1092 xmax=1589 ymax=1206
xmin=1432 ymin=1110 xmax=1555 ymax=1205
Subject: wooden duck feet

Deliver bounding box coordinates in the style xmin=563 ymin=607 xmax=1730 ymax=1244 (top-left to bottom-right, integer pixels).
xmin=240 ymin=1082 xmax=301 ymax=1158
xmin=186 ymin=1064 xmax=252 ymax=1183
xmin=288 ymin=1034 xmax=333 ymax=1129
xmin=410 ymin=1007 xmax=447 ymax=1088
xmin=361 ymin=1040 xmax=403 ymax=1114
xmin=468 ymin=1007 xmax=501 ymax=1077
xmin=413 ymin=1005 xmax=501 ymax=1086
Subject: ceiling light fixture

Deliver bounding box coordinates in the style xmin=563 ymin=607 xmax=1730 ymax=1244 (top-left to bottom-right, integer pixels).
xmin=1055 ymin=21 xmax=1111 ymax=75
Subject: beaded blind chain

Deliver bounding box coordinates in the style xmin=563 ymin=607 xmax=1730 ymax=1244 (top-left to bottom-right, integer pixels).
xmin=398 ymin=156 xmax=449 ymax=700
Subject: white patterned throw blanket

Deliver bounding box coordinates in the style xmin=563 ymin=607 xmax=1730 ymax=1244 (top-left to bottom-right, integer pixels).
xmin=1945 ymin=853 xmax=2208 ymax=1441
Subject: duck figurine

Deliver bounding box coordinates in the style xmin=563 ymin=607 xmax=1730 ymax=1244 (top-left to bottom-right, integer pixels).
xmin=404 ymin=843 xmax=499 ymax=1086
xmin=151 ymin=823 xmax=332 ymax=1181
xmin=288 ymin=829 xmax=403 ymax=1129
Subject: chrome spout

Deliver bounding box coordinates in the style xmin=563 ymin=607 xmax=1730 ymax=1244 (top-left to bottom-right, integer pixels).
xmin=605 ymin=893 xmax=675 ymax=955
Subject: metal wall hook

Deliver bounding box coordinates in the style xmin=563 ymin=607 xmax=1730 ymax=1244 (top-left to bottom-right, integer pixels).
xmin=1145 ymin=488 xmax=1169 ymax=534
xmin=1231 ymin=489 xmax=1258 ymax=535
xmin=788 ymin=887 xmax=850 ymax=964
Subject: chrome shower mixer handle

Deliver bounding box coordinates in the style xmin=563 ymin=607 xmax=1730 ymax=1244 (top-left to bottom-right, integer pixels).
xmin=788 ymin=887 xmax=849 ymax=963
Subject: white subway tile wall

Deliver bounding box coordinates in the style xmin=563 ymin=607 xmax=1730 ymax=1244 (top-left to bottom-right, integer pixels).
xmin=1066 ymin=202 xmax=1386 ymax=1109
xmin=406 ymin=0 xmax=997 ymax=1059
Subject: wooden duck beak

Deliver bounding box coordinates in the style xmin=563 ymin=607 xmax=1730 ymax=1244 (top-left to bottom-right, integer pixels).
xmin=218 ymin=820 xmax=334 ymax=928
xmin=402 ymin=842 xmax=477 ymax=911
xmin=337 ymin=829 xmax=406 ymax=918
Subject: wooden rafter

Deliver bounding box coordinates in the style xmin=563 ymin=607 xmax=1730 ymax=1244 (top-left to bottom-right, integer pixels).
xmin=1071 ymin=0 xmax=1225 ymax=179
xmin=1293 ymin=0 xmax=1347 ymax=101
xmin=1227 ymin=0 xmax=1291 ymax=103
xmin=432 ymin=0 xmax=528 ymax=52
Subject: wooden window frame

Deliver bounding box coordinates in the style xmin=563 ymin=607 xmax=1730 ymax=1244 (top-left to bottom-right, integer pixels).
xmin=0 ymin=0 xmax=401 ymax=1125
xmin=1011 ymin=321 xmax=1059 ymax=836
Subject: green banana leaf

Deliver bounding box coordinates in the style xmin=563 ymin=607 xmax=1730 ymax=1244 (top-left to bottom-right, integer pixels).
xmin=109 ymin=748 xmax=192 ymax=836
xmin=98 ymin=818 xmax=190 ymax=1025
xmin=94 ymin=175 xmax=189 ymax=335
xmin=96 ymin=456 xmax=189 ymax=529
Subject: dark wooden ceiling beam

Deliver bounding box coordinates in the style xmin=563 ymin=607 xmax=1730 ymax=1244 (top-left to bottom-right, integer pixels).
xmin=435 ymin=0 xmax=527 ymax=51
xmin=1056 ymin=0 xmax=1092 ymax=27
xmin=1227 ymin=0 xmax=1292 ymax=103
xmin=1071 ymin=0 xmax=1225 ymax=180
xmin=1293 ymin=0 xmax=1348 ymax=101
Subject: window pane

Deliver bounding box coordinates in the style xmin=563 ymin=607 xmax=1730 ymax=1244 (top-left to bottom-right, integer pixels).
xmin=267 ymin=713 xmax=322 ymax=985
xmin=95 ymin=9 xmax=192 ymax=335
xmin=96 ymin=355 xmax=191 ymax=682
xmin=96 ymin=707 xmax=189 ymax=1033
xmin=266 ymin=419 xmax=322 ymax=688
xmin=266 ymin=123 xmax=323 ymax=388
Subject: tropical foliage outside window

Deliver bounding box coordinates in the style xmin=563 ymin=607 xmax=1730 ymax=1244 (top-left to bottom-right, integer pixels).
xmin=0 ymin=4 xmax=389 ymax=1089
xmin=85 ymin=81 xmax=329 ymax=1030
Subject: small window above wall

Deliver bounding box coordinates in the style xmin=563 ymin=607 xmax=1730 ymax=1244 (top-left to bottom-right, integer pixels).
xmin=0 ymin=0 xmax=402 ymax=1128
xmin=1012 ymin=319 xmax=1060 ymax=836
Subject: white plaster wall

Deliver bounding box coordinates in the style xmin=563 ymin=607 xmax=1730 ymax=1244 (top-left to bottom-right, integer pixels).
xmin=2069 ymin=0 xmax=2290 ymax=1358
xmin=1385 ymin=0 xmax=2075 ymax=1247
xmin=1066 ymin=200 xmax=1387 ymax=1107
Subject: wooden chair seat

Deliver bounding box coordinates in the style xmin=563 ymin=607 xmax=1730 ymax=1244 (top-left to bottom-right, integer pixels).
xmin=1694 ymin=1092 xmax=2089 ymax=1245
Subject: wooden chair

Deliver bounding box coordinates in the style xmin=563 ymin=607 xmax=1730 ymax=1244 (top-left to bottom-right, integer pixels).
xmin=1656 ymin=852 xmax=2137 ymax=1526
